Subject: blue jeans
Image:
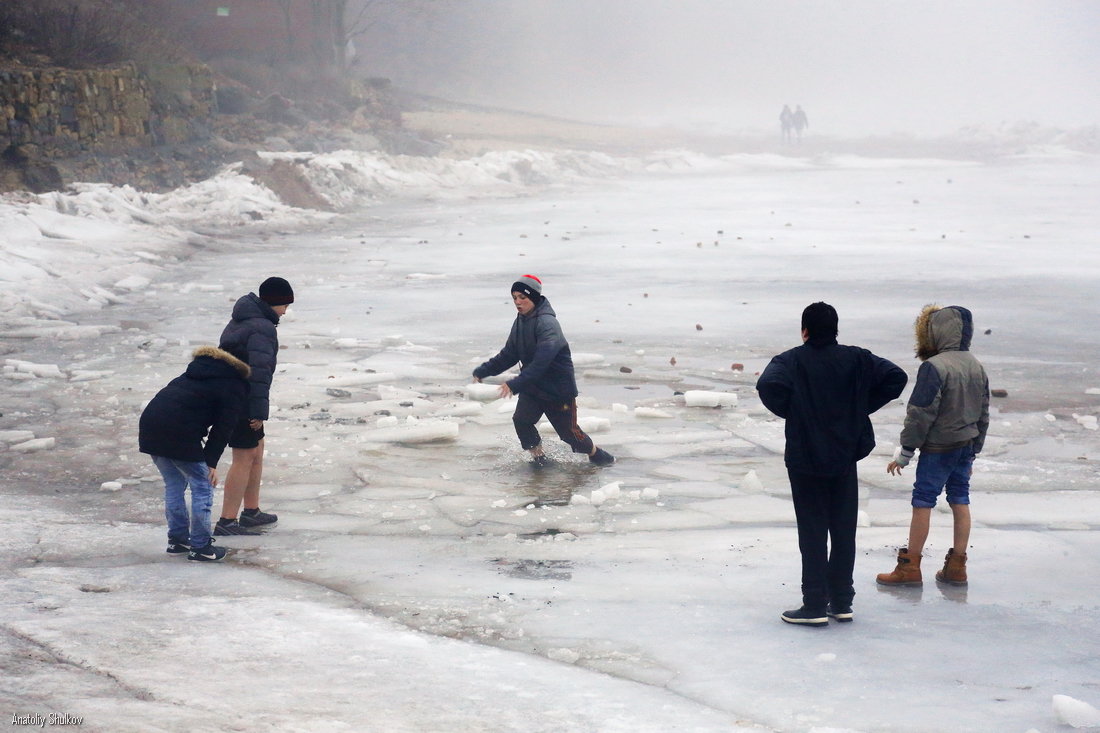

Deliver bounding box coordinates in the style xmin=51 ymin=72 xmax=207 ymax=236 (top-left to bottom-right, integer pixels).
xmin=152 ymin=455 xmax=214 ymax=550
xmin=911 ymin=446 xmax=974 ymax=508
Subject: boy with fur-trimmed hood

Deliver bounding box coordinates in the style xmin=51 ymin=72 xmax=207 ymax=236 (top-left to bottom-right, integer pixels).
xmin=877 ymin=305 xmax=990 ymax=587
xmin=139 ymin=346 xmax=251 ymax=562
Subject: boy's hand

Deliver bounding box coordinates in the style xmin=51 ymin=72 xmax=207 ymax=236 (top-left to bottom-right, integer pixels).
xmin=249 ymin=419 xmax=263 ymax=430
xmin=887 ymin=461 xmax=904 ymax=476
xmin=498 ymin=382 xmax=513 ymax=398
xmin=208 ymin=467 xmax=218 ymax=487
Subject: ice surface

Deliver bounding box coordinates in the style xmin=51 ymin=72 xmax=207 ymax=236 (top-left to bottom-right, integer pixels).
xmin=1 ymin=137 xmax=1099 ymax=732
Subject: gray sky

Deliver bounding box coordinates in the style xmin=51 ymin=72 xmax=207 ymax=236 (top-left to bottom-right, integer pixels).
xmin=359 ymin=0 xmax=1100 ymax=135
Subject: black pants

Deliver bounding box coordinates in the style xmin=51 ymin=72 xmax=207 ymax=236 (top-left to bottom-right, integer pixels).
xmin=788 ymin=465 xmax=859 ymax=612
xmin=513 ymin=393 xmax=594 ymax=455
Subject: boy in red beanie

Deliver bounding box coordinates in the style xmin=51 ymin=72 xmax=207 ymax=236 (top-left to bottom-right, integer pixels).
xmin=473 ymin=275 xmax=614 ymax=467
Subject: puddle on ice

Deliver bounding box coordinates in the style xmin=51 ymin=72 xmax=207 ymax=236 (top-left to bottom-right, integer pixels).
xmin=492 ymin=557 xmax=574 ymax=581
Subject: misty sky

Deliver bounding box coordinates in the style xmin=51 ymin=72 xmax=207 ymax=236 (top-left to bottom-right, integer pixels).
xmin=359 ymin=0 xmax=1100 ymax=136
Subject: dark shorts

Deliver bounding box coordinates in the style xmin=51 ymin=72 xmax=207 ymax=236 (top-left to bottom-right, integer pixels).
xmin=227 ymin=417 xmax=264 ymax=450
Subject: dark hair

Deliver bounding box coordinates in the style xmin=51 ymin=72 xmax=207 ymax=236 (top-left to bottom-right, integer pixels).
xmin=801 ymin=302 xmax=838 ymax=341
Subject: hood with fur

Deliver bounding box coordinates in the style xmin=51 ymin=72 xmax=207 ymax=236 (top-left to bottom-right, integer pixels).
xmin=189 ymin=346 xmax=251 ymax=379
xmin=914 ymin=305 xmax=973 ymax=361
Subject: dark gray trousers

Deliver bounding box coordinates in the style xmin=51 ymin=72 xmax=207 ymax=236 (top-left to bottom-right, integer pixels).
xmin=513 ymin=393 xmax=594 ymax=455
xmin=788 ymin=465 xmax=859 ymax=611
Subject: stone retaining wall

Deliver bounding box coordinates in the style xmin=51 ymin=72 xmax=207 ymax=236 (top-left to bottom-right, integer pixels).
xmin=0 ymin=62 xmax=216 ymax=156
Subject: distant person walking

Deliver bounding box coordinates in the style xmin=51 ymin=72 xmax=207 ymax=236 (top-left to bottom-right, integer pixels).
xmin=877 ymin=305 xmax=990 ymax=588
xmin=139 ymin=346 xmax=250 ymax=562
xmin=215 ymin=276 xmax=294 ymax=536
xmin=757 ymin=302 xmax=907 ymax=627
xmin=473 ymin=274 xmax=614 ymax=468
xmin=780 ymin=104 xmax=794 ymax=142
xmin=792 ymin=105 xmax=809 ymax=141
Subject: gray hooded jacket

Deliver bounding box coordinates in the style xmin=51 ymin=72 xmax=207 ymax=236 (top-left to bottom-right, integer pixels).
xmin=900 ymin=305 xmax=990 ymax=454
xmin=472 ymin=298 xmax=578 ymax=402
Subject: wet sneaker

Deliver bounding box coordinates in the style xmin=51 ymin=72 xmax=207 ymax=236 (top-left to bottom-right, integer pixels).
xmin=781 ymin=606 xmax=829 ymax=627
xmin=588 ymin=447 xmax=615 ymax=467
xmin=166 ymin=541 xmax=191 ymax=556
xmin=238 ymin=507 xmax=278 ymax=527
xmin=827 ymin=603 xmax=854 ymax=623
xmin=213 ymin=518 xmax=261 ymax=536
xmin=531 ymin=454 xmax=555 ymax=468
xmin=187 ymin=543 xmax=227 ymax=562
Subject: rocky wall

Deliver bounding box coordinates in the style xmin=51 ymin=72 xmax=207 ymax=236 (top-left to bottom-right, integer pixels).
xmin=0 ymin=62 xmax=216 ymax=157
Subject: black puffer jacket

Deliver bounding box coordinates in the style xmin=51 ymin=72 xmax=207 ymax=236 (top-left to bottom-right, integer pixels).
xmin=757 ymin=338 xmax=907 ymax=476
xmin=138 ymin=347 xmax=251 ymax=467
xmin=219 ymin=292 xmax=280 ymax=420
xmin=472 ymin=298 xmax=579 ymax=402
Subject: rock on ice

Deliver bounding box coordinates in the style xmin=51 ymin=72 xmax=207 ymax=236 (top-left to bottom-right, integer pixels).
xmin=684 ymin=390 xmax=738 ymax=407
xmin=100 ymin=481 xmax=123 ymax=492
xmin=1052 ymin=694 xmax=1100 ymax=727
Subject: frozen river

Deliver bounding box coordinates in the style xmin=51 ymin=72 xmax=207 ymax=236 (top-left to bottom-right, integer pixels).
xmin=2 ymin=146 xmax=1099 ymax=731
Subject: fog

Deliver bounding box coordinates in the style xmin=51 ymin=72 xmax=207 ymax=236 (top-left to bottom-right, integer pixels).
xmin=358 ymin=0 xmax=1100 ymax=136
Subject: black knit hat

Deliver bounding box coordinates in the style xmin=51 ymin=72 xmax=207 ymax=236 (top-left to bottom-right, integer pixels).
xmin=259 ymin=276 xmax=294 ymax=306
xmin=511 ymin=274 xmax=542 ymax=302
xmin=801 ymin=301 xmax=838 ymax=341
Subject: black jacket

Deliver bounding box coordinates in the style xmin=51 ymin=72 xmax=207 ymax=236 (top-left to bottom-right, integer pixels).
xmin=138 ymin=347 xmax=251 ymax=467
xmin=472 ymin=298 xmax=579 ymax=402
xmin=756 ymin=338 xmax=907 ymax=476
xmin=219 ymin=292 xmax=280 ymax=420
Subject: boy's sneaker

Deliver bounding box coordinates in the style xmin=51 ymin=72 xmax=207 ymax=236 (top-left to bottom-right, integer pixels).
xmin=238 ymin=507 xmax=278 ymax=528
xmin=213 ymin=518 xmax=261 ymax=536
xmin=588 ymin=447 xmax=615 ymax=466
xmin=166 ymin=541 xmax=191 ymax=556
xmin=781 ymin=606 xmax=829 ymax=627
xmin=187 ymin=543 xmax=227 ymax=562
xmin=826 ymin=603 xmax=854 ymax=623
xmin=531 ymin=454 xmax=554 ymax=468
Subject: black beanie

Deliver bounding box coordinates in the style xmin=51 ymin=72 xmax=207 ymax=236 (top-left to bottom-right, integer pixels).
xmin=510 ymin=274 xmax=543 ymax=302
xmin=259 ymin=277 xmax=294 ymax=306
xmin=801 ymin=301 xmax=838 ymax=342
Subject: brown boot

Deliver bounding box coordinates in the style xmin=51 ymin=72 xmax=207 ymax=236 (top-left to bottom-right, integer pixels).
xmin=876 ymin=548 xmax=923 ymax=586
xmin=935 ymin=548 xmax=968 ymax=586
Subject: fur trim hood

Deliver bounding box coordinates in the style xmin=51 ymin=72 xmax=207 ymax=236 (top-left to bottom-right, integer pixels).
xmin=191 ymin=345 xmax=251 ymax=379
xmin=914 ymin=305 xmax=973 ymax=361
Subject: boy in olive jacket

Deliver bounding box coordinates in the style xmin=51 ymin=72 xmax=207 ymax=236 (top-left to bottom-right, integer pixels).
xmin=877 ymin=305 xmax=990 ymax=587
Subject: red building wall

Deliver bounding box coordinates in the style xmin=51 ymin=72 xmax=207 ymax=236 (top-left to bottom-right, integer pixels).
xmin=167 ymin=1 xmax=333 ymax=62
